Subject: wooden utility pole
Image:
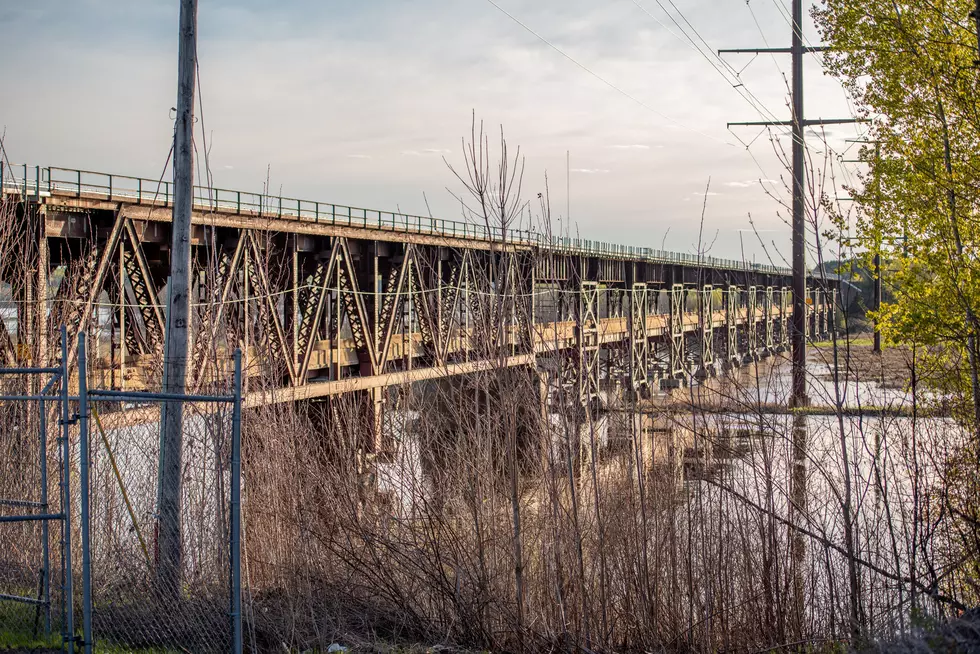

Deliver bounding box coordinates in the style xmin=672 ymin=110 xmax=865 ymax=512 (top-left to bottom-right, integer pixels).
xmin=721 ymin=0 xmax=863 ymax=406
xmin=157 ymin=0 xmax=197 ymax=598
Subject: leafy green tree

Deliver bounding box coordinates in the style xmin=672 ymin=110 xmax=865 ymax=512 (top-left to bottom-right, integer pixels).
xmin=816 ymin=0 xmax=980 ymax=427
xmin=817 ymin=0 xmax=980 ymax=610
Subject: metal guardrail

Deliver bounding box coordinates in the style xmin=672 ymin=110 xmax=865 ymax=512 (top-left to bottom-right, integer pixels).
xmin=1 ymin=163 xmax=789 ymax=275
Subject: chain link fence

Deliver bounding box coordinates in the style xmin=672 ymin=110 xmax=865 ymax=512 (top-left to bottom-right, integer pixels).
xmin=81 ymin=339 xmax=242 ymax=653
xmin=85 ymin=408 xmax=233 ymax=651
xmin=0 ymin=348 xmax=72 ymax=650
xmin=1 ymin=334 xmax=242 ymax=653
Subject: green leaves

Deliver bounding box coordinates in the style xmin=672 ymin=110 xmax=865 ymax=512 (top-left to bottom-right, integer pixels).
xmin=816 ymin=0 xmax=980 ymax=415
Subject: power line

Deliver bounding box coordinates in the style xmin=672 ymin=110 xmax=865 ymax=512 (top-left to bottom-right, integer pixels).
xmin=744 ymin=0 xmax=791 ymax=91
xmin=631 ymin=0 xmax=784 ymax=126
xmin=481 ymin=0 xmax=733 ymax=145
xmin=759 ymin=0 xmax=865 ymax=140
xmin=723 ymin=0 xmax=868 ymax=405
xmin=628 ymin=0 xmax=791 ymax=200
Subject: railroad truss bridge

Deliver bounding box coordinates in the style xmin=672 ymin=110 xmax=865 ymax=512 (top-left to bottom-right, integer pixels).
xmin=1 ymin=165 xmax=837 ymax=447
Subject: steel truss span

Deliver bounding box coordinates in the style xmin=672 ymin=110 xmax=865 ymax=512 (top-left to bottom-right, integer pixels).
xmin=1 ymin=163 xmax=837 ymax=446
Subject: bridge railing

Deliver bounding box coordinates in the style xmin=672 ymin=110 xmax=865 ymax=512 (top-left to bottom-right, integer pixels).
xmin=1 ymin=163 xmax=788 ymax=274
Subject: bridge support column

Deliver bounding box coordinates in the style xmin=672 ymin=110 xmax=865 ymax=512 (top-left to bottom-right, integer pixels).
xmin=10 ymin=204 xmax=47 ymax=367
xmin=725 ymin=285 xmax=739 ymax=371
xmin=780 ymin=287 xmax=790 ymax=351
xmin=805 ymin=288 xmax=813 ymax=342
xmin=820 ymin=290 xmax=828 ymax=338
xmin=830 ymin=288 xmax=838 ymax=336
xmin=812 ymin=289 xmax=820 ymax=339
xmin=695 ymin=285 xmax=715 ymax=379
xmin=629 ymin=282 xmax=650 ymax=396
xmin=817 ymin=289 xmax=824 ymax=338
xmin=743 ymin=286 xmax=758 ymax=364
xmin=578 ymin=281 xmax=600 ymax=404
xmin=763 ymin=286 xmax=774 ymax=358
xmin=662 ymin=283 xmax=686 ymax=389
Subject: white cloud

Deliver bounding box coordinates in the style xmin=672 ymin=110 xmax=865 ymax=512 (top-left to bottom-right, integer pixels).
xmin=693 ymin=191 xmax=720 ymax=196
xmin=609 ymin=144 xmax=651 ymax=150
xmin=402 ymin=149 xmax=451 ymax=156
xmin=346 ymin=154 xmax=372 ymax=159
xmin=571 ymin=168 xmax=611 ymax=174
xmin=724 ymin=178 xmax=780 ymax=188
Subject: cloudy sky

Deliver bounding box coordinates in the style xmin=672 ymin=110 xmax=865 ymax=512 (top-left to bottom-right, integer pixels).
xmin=0 ymin=0 xmax=865 ymax=263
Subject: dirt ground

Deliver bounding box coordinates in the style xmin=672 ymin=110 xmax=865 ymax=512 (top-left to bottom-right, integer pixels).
xmin=812 ymin=339 xmax=914 ymax=390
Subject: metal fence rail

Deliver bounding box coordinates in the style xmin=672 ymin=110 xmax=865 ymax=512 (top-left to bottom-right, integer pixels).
xmin=77 ymin=336 xmax=243 ymax=654
xmin=0 ymin=328 xmax=74 ymax=652
xmin=0 ymin=331 xmax=243 ymax=654
xmin=1 ymin=163 xmax=789 ymax=275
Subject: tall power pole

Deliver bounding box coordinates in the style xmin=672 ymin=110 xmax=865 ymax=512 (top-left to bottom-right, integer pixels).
xmin=158 ymin=0 xmax=197 ymax=598
xmin=790 ymin=0 xmax=807 ymax=405
xmin=722 ymin=0 xmax=861 ymax=406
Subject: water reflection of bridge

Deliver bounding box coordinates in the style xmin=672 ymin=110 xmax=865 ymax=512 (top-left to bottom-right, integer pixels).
xmin=2 ymin=164 xmax=836 ymax=444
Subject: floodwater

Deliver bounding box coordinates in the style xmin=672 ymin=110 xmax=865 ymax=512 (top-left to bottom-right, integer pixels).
xmin=373 ymin=347 xmax=961 ymax=633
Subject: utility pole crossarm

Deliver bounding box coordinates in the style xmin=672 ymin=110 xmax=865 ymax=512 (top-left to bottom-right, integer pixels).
xmin=728 ymin=118 xmax=870 ymax=128
xmin=718 ymin=46 xmax=828 ymax=54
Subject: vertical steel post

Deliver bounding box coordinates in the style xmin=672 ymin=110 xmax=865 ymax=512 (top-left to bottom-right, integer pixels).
xmin=119 ymin=242 xmax=126 ymax=392
xmin=77 ymin=334 xmax=93 ymax=654
xmin=39 ymin=394 xmax=51 ymax=634
xmin=727 ymin=286 xmax=738 ymax=366
xmin=229 ymin=349 xmax=243 ymax=654
xmin=832 ymin=288 xmax=838 ymax=336
xmin=790 ymin=0 xmax=807 ymax=405
xmin=59 ymin=328 xmax=75 ymax=654
xmin=698 ymin=285 xmax=714 ymax=377
xmin=670 ymin=283 xmax=685 ymax=379
xmin=765 ymin=286 xmax=774 ymax=354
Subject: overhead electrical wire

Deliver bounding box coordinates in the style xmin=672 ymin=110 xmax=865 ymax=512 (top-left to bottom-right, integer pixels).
xmin=630 ymin=0 xmax=785 ymax=126
xmin=480 ymin=0 xmax=734 ymax=146
xmin=629 ymin=0 xmax=791 ymax=204
xmin=481 ymin=0 xmax=863 ymax=229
